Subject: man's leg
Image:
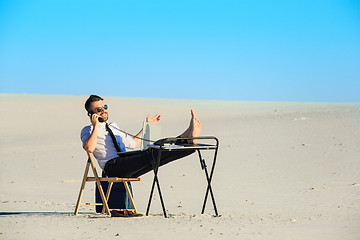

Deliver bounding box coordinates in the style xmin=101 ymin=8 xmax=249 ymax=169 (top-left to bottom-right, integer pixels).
xmin=104 ymin=148 xmax=194 ymax=178
xmin=104 ymin=150 xmax=152 ymax=178
xmin=104 ymin=110 xmax=202 ymax=177
xmin=133 ymin=148 xmax=195 ymax=177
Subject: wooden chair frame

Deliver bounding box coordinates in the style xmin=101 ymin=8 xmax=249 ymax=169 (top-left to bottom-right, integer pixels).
xmin=74 ymin=152 xmax=141 ymax=215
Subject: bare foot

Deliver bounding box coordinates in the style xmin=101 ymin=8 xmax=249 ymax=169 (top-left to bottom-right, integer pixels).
xmin=179 ymin=110 xmax=202 ymax=144
xmin=190 ymin=110 xmax=202 ymax=144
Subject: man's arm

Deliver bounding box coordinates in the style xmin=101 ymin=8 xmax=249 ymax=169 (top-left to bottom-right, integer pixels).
xmin=133 ymin=129 xmax=143 ymax=148
xmin=83 ymin=114 xmax=100 ymax=153
xmin=133 ymin=114 xmax=161 ymax=148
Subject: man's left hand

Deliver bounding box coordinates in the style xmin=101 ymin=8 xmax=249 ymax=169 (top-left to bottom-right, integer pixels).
xmin=146 ymin=114 xmax=161 ymax=124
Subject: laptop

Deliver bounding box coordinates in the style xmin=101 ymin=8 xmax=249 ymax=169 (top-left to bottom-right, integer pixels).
xmin=140 ymin=120 xmax=161 ymax=150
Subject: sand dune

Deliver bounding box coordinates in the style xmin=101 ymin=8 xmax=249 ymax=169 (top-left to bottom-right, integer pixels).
xmin=0 ymin=94 xmax=359 ymax=239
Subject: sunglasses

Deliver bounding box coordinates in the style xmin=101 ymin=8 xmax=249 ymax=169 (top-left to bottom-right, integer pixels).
xmin=94 ymin=104 xmax=108 ymax=113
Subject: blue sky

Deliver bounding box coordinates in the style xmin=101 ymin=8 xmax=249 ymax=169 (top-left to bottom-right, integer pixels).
xmin=1 ymin=0 xmax=359 ymax=102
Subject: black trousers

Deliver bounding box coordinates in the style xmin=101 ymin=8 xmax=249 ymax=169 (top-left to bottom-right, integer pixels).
xmin=104 ymin=147 xmax=195 ymax=178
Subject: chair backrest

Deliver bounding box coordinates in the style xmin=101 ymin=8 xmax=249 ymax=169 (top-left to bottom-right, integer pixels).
xmin=140 ymin=120 xmax=161 ymax=150
xmin=86 ymin=151 xmax=102 ymax=179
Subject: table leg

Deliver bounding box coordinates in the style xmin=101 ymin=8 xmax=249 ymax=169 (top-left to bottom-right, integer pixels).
xmin=145 ymin=176 xmax=156 ymax=216
xmin=146 ymin=148 xmax=168 ymax=218
xmin=197 ymin=150 xmax=219 ymax=216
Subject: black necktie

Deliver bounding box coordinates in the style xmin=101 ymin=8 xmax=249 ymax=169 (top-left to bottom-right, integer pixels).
xmin=105 ymin=123 xmax=122 ymax=154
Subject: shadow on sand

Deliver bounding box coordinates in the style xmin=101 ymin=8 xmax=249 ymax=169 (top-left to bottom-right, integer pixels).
xmin=0 ymin=211 xmax=113 ymax=219
xmin=0 ymin=212 xmax=74 ymax=216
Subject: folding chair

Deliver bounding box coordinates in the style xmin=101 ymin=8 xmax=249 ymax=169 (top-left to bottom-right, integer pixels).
xmin=74 ymin=152 xmax=141 ymax=215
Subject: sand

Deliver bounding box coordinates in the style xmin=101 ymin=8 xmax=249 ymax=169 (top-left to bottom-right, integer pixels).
xmin=0 ymin=94 xmax=359 ymax=239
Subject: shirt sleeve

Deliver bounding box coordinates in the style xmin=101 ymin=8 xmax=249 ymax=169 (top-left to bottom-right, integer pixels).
xmin=80 ymin=125 xmax=92 ymax=147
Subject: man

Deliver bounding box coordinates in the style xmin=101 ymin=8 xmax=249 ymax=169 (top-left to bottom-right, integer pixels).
xmin=81 ymin=95 xmax=202 ymax=179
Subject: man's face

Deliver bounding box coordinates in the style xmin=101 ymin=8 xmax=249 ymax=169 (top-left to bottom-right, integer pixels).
xmin=89 ymin=100 xmax=109 ymax=122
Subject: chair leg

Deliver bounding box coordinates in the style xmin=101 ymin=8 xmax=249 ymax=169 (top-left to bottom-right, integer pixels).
xmin=74 ymin=161 xmax=91 ymax=215
xmin=102 ymin=182 xmax=114 ymax=214
xmin=89 ymin=158 xmax=111 ymax=215
xmin=124 ymin=182 xmax=138 ymax=213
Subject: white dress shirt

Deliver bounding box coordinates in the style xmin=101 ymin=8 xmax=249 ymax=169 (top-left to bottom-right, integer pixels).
xmin=81 ymin=121 xmax=136 ymax=169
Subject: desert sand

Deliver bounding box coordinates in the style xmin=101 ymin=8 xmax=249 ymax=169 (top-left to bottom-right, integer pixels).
xmin=0 ymin=94 xmax=359 ymax=239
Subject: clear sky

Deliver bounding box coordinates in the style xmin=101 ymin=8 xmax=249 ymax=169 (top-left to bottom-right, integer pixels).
xmin=1 ymin=0 xmax=359 ymax=102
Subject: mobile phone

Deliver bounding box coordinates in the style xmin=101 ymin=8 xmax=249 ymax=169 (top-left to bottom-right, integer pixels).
xmin=89 ymin=111 xmax=104 ymax=122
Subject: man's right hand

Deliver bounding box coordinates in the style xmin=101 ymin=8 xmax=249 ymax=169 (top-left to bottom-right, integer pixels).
xmin=84 ymin=114 xmax=100 ymax=153
xmin=90 ymin=113 xmax=100 ymax=127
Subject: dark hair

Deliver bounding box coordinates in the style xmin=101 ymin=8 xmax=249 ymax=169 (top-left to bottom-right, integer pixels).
xmin=85 ymin=95 xmax=103 ymax=113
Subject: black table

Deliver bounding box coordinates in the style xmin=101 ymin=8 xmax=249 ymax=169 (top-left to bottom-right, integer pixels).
xmin=145 ymin=136 xmax=219 ymax=218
